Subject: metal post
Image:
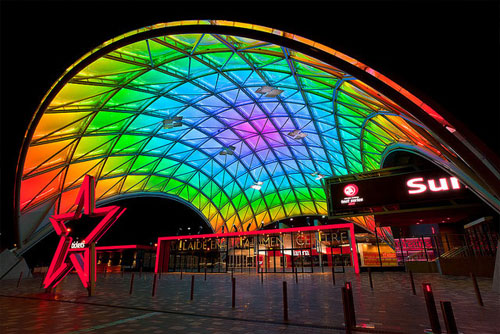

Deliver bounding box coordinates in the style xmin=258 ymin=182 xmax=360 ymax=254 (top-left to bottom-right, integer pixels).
xmin=129 ymin=273 xmax=135 ymax=295
xmin=341 ymin=287 xmax=352 ymax=333
xmin=345 ymin=282 xmax=356 ymax=327
xmin=368 ymin=268 xmax=373 ymax=289
xmin=470 ymin=272 xmax=484 ymax=306
xmin=295 ymin=266 xmax=298 ymax=283
xmin=422 ymin=236 xmax=429 ymax=262
xmin=89 ymin=242 xmax=96 ymax=297
xmin=398 ymin=234 xmax=405 ymax=266
xmin=331 ymin=266 xmax=336 ymax=286
xmin=261 ymin=269 xmax=263 ymax=283
xmin=139 ymin=265 xmax=143 ymax=278
xmin=283 ymin=281 xmax=289 ymax=321
xmin=40 ymin=271 xmax=46 ymax=288
xmin=190 ymin=275 xmax=195 ymax=300
xmin=409 ymin=270 xmax=416 ymax=295
xmin=16 ymin=272 xmax=23 ymax=288
xmin=180 ymin=265 xmax=183 ymax=280
xmin=422 ymin=283 xmax=441 ymax=333
xmin=152 ymin=273 xmax=157 ymax=297
xmin=374 ymin=227 xmax=383 ymax=268
xmin=434 ymin=235 xmax=441 ymax=258
xmin=231 ymin=277 xmax=235 ymax=308
xmin=204 ymin=265 xmax=207 ymax=281
xmin=440 ymin=301 xmax=458 ymax=334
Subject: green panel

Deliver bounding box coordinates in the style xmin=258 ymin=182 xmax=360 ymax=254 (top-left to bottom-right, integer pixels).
xmin=87 ymin=112 xmax=133 ymax=133
xmin=73 ymin=135 xmax=116 ymax=160
xmin=101 ymin=156 xmax=135 ymax=177
xmin=130 ymin=155 xmax=160 ymax=174
xmin=111 ymin=135 xmax=148 ymax=154
xmin=145 ymin=175 xmax=169 ymax=191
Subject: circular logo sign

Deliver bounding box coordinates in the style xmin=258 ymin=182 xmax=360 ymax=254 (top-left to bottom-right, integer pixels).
xmin=343 ymin=184 xmax=358 ymax=197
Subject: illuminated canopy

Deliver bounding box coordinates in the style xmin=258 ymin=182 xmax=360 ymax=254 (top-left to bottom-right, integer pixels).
xmin=16 ymin=20 xmax=500 ymax=250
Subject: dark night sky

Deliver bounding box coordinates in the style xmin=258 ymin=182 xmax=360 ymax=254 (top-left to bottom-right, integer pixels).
xmin=1 ymin=1 xmax=499 ymax=250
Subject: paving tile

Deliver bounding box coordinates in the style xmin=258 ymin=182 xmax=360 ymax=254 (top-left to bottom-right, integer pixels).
xmin=0 ymin=271 xmax=498 ymax=333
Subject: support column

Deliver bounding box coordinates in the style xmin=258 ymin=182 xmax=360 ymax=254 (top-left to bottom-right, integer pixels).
xmin=88 ymin=242 xmax=96 ymax=296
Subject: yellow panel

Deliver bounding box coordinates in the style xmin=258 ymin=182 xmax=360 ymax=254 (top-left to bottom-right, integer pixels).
xmin=95 ymin=177 xmax=124 ymax=200
xmin=64 ymin=159 xmax=103 ymax=188
xmin=51 ymin=83 xmax=114 ymax=107
xmin=33 ymin=112 xmax=91 ymax=141
xmin=122 ymin=175 xmax=148 ymax=192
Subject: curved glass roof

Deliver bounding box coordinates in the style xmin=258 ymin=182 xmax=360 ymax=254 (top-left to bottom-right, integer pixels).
xmin=18 ymin=21 xmax=451 ymax=246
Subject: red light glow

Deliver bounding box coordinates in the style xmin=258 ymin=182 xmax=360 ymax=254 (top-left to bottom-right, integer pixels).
xmin=43 ymin=175 xmax=126 ymax=290
xmin=343 ymin=184 xmax=359 ymax=197
xmin=407 ymin=176 xmax=461 ymax=195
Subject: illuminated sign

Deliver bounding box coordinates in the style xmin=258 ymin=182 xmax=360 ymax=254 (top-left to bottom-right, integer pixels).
xmin=407 ymin=176 xmax=461 ymax=194
xmin=71 ymin=241 xmax=86 ymax=249
xmin=293 ymin=250 xmax=310 ymax=256
xmin=329 ymin=170 xmax=470 ymax=215
xmin=43 ymin=175 xmax=126 ymax=291
xmin=343 ymin=184 xmax=358 ymax=196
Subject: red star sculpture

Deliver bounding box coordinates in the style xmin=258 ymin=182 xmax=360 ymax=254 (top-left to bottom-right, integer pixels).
xmin=43 ymin=175 xmax=126 ymax=290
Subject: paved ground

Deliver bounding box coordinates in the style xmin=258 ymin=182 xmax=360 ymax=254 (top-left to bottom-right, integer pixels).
xmin=1 ymin=270 xmax=499 ymax=333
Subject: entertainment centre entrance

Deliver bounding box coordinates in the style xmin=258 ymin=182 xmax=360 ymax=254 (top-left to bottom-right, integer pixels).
xmin=155 ymin=223 xmax=360 ymax=274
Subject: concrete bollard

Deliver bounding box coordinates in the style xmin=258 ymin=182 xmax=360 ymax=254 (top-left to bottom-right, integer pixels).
xmin=422 ymin=283 xmax=441 ymax=334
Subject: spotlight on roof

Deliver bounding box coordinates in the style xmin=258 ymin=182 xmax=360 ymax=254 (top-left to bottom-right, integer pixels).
xmin=250 ymin=181 xmax=263 ymax=191
xmin=311 ymin=172 xmax=324 ymax=180
xmin=162 ymin=116 xmax=183 ymax=129
xmin=219 ymin=145 xmax=236 ymax=156
xmin=256 ymin=85 xmax=283 ymax=97
xmin=287 ymin=129 xmax=307 ymax=140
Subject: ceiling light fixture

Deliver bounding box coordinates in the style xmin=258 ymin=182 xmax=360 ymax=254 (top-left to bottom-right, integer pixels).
xmin=311 ymin=171 xmax=324 ymax=180
xmin=162 ymin=116 xmax=183 ymax=129
xmin=287 ymin=129 xmax=307 ymax=140
xmin=219 ymin=145 xmax=236 ymax=156
xmin=250 ymin=181 xmax=263 ymax=191
xmin=256 ymin=85 xmax=283 ymax=97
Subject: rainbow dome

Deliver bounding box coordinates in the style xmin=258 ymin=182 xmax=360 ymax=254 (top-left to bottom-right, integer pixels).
xmin=15 ymin=20 xmax=499 ymax=249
